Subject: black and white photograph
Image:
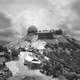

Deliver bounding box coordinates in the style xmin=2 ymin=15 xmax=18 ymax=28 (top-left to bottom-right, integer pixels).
xmin=0 ymin=0 xmax=80 ymax=80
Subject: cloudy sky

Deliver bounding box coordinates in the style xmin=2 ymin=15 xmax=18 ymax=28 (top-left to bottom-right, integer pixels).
xmin=0 ymin=0 xmax=80 ymax=41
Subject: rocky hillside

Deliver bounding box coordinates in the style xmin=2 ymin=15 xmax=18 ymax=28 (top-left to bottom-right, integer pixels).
xmin=38 ymin=29 xmax=80 ymax=80
xmin=2 ymin=29 xmax=80 ymax=80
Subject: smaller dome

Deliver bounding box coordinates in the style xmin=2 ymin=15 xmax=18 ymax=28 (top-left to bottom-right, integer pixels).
xmin=27 ymin=25 xmax=38 ymax=34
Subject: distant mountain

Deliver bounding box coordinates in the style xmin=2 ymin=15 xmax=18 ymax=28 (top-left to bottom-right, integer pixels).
xmin=0 ymin=40 xmax=10 ymax=46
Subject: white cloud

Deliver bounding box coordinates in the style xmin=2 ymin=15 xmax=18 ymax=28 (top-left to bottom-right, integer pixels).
xmin=0 ymin=0 xmax=78 ymax=39
xmin=11 ymin=0 xmax=75 ymax=37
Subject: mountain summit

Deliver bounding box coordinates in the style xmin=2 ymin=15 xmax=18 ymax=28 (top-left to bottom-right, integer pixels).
xmin=3 ymin=29 xmax=80 ymax=80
